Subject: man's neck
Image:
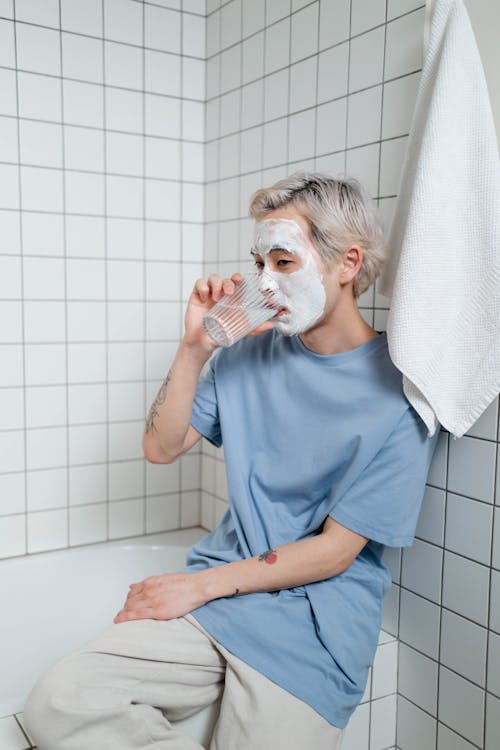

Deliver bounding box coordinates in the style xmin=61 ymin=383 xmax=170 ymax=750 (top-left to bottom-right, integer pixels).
xmin=298 ymin=304 xmax=380 ymax=356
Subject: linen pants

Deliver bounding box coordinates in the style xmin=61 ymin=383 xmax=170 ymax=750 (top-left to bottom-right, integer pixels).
xmin=23 ymin=612 xmax=345 ymax=750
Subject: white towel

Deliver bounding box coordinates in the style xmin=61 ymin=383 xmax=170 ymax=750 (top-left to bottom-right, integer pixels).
xmin=378 ymin=0 xmax=500 ymax=439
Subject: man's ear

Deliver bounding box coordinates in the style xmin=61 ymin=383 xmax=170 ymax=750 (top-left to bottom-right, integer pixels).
xmin=339 ymin=245 xmax=363 ymax=285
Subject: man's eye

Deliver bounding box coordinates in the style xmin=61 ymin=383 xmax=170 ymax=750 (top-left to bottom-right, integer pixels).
xmin=277 ymin=259 xmax=292 ymax=267
xmin=254 ymin=260 xmax=264 ymax=269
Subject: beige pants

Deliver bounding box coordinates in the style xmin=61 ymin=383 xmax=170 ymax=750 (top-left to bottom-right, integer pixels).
xmin=24 ymin=613 xmax=345 ymax=750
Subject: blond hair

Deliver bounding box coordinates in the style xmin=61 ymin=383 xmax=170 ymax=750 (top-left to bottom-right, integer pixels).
xmin=249 ymin=172 xmax=387 ymax=298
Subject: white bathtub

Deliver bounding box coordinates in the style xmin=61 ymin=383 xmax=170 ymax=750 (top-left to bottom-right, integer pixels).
xmin=0 ymin=526 xmax=222 ymax=748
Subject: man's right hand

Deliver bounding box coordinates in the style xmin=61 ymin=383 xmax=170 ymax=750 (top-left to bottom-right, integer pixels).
xmin=183 ymin=272 xmax=274 ymax=352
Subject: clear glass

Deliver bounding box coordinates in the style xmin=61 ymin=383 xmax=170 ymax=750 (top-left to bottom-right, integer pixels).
xmin=202 ymin=272 xmax=278 ymax=347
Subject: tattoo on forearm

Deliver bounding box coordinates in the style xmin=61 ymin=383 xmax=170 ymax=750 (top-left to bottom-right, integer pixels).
xmin=259 ymin=548 xmax=278 ymax=564
xmin=144 ymin=369 xmax=172 ymax=434
xmin=229 ymin=587 xmax=240 ymax=597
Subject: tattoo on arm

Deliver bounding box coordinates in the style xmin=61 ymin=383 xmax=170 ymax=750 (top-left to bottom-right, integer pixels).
xmin=144 ymin=369 xmax=172 ymax=435
xmin=229 ymin=587 xmax=240 ymax=597
xmin=258 ymin=548 xmax=278 ymax=564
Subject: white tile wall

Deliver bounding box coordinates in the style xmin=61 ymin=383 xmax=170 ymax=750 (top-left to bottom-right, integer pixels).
xmin=0 ymin=0 xmax=203 ymax=565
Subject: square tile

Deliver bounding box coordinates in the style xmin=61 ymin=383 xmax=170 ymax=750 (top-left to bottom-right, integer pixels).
xmin=382 ymin=71 xmax=420 ymax=139
xmin=27 ymin=467 xmax=67 ymax=512
xmin=105 ymin=0 xmax=143 ymax=45
xmin=398 ymin=642 xmax=438 ymax=714
xmin=19 ymin=120 xmax=63 ymax=168
xmin=0 ymin=18 xmax=15 ymax=67
xmin=61 ymin=32 xmax=103 ymax=84
xmin=0 ymin=117 xmax=19 ymax=163
xmin=379 ymin=135 xmax=408 ymax=195
xmin=69 ymin=502 xmax=107 ymax=546
xmin=415 ymin=485 xmax=445 ymax=546
xmin=0 ymin=164 xmax=19 ymax=209
xmin=290 ymin=2 xmax=318 ymax=63
xmin=316 ymin=98 xmax=347 ymax=155
xmin=440 ymin=608 xmax=487 ymax=687
xmin=106 ymin=40 xmax=143 ymax=90
xmin=385 ymin=7 xmax=424 ymax=80
xmin=401 ymin=538 xmax=442 ymax=602
xmin=241 ymin=80 xmax=263 ymax=129
xmin=0 ymin=68 xmax=17 ymax=116
xmin=396 ymin=694 xmax=436 ymax=750
xmin=61 ymin=0 xmax=103 ymax=36
xmin=183 ymin=56 xmax=205 ymax=99
xmin=220 ymin=45 xmax=240 ymax=93
xmin=27 ymin=507 xmax=68 ymax=552
xmin=266 ymin=0 xmax=290 ymax=26
xmin=0 ymin=472 xmax=24 ymax=518
xmin=442 ymin=550 xmax=490 ymax=626
xmin=18 ymin=70 xmax=62 ymax=121
xmin=243 ymin=0 xmax=265 ymax=36
xmin=288 ymin=108 xmax=315 ymax=163
xmin=351 ymin=0 xmax=386 ymax=36
xmin=445 ymin=492 xmax=493 ymax=565
xmin=289 ymin=56 xmax=317 ymax=112
xmin=399 ymin=588 xmax=440 ymax=659
xmin=319 ymin=0 xmax=349 ymax=49
xmin=106 ymin=133 xmax=144 ymax=177
xmin=242 ymin=31 xmax=264 ymax=84
xmin=264 ymin=68 xmax=289 ymax=121
xmin=343 ymin=142 xmax=380 ymax=198
xmin=346 ymin=86 xmax=382 ymax=148
xmin=16 ymin=23 xmax=61 ymax=76
xmin=349 ymin=27 xmax=385 ymax=92
xmin=220 ymin=0 xmax=241 ymax=49
xmin=488 ymin=630 xmax=500 ymax=696
xmin=109 ymin=497 xmax=144 ymax=538
xmin=317 ymin=42 xmax=348 ymax=103
xmin=438 ymin=665 xmax=485 ymax=747
xmin=66 ymin=171 xmax=105 ymax=215
xmin=265 ymin=16 xmax=290 ymax=75
xmin=63 ymin=79 xmax=103 ymax=128
xmin=486 ymin=692 xmax=500 ymax=750
xmin=64 ymin=125 xmax=104 ymax=172
xmin=15 ymin=0 xmax=59 ymax=26
xmin=145 ymin=4 xmax=181 ymax=53
xmin=448 ymin=435 xmax=496 ymax=503
xmin=22 ymin=165 xmax=63 ymax=212
xmin=145 ymin=94 xmax=181 ymax=139
xmin=183 ymin=10 xmax=206 ymax=57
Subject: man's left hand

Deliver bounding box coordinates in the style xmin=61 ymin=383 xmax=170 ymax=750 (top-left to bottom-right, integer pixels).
xmin=113 ymin=572 xmax=207 ymax=624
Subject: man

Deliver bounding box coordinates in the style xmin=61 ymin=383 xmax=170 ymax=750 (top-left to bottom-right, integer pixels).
xmin=24 ymin=173 xmax=440 ymax=750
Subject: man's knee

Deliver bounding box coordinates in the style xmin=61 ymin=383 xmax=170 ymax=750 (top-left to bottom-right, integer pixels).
xmin=23 ymin=658 xmax=71 ymax=748
xmin=23 ymin=652 xmax=110 ymax=749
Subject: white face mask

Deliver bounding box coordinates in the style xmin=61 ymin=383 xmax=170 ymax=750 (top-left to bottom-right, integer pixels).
xmin=251 ymin=218 xmax=327 ymax=336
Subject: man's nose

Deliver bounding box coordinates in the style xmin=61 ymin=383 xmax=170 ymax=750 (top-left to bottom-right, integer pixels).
xmin=257 ymin=269 xmax=280 ymax=294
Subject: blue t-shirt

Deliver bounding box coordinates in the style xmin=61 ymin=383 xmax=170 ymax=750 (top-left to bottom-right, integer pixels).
xmin=181 ymin=328 xmax=440 ymax=729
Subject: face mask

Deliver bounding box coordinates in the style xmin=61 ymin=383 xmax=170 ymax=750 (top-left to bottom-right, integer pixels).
xmin=251 ymin=218 xmax=326 ymax=336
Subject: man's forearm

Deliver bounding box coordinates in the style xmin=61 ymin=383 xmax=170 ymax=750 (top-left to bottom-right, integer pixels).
xmin=143 ymin=342 xmax=210 ymax=461
xmin=196 ymin=531 xmax=347 ymax=602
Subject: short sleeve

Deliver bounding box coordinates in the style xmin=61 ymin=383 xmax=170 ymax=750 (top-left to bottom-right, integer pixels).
xmin=190 ymin=352 xmax=222 ymax=448
xmin=328 ymin=406 xmax=441 ymax=548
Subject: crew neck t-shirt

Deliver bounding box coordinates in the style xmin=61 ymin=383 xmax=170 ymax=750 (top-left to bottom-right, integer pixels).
xmin=181 ymin=328 xmax=441 ymax=729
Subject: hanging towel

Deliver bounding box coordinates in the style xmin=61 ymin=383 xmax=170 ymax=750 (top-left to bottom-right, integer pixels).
xmin=378 ymin=0 xmax=500 ymax=439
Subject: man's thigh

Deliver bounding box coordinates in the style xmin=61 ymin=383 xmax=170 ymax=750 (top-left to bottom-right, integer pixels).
xmin=185 ymin=615 xmax=345 ymax=750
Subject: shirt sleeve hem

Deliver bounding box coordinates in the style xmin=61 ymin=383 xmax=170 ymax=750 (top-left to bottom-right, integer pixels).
xmin=190 ymin=410 xmax=222 ymax=448
xmin=328 ymin=511 xmax=414 ymax=548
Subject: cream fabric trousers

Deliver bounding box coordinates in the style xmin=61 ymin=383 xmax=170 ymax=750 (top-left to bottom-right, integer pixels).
xmin=23 ymin=612 xmax=345 ymax=750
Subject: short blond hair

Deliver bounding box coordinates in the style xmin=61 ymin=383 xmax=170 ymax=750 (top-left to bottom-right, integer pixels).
xmin=249 ymin=172 xmax=387 ymax=298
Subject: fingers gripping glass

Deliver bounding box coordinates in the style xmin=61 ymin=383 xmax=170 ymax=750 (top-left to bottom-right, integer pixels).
xmin=202 ymin=272 xmax=279 ymax=347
